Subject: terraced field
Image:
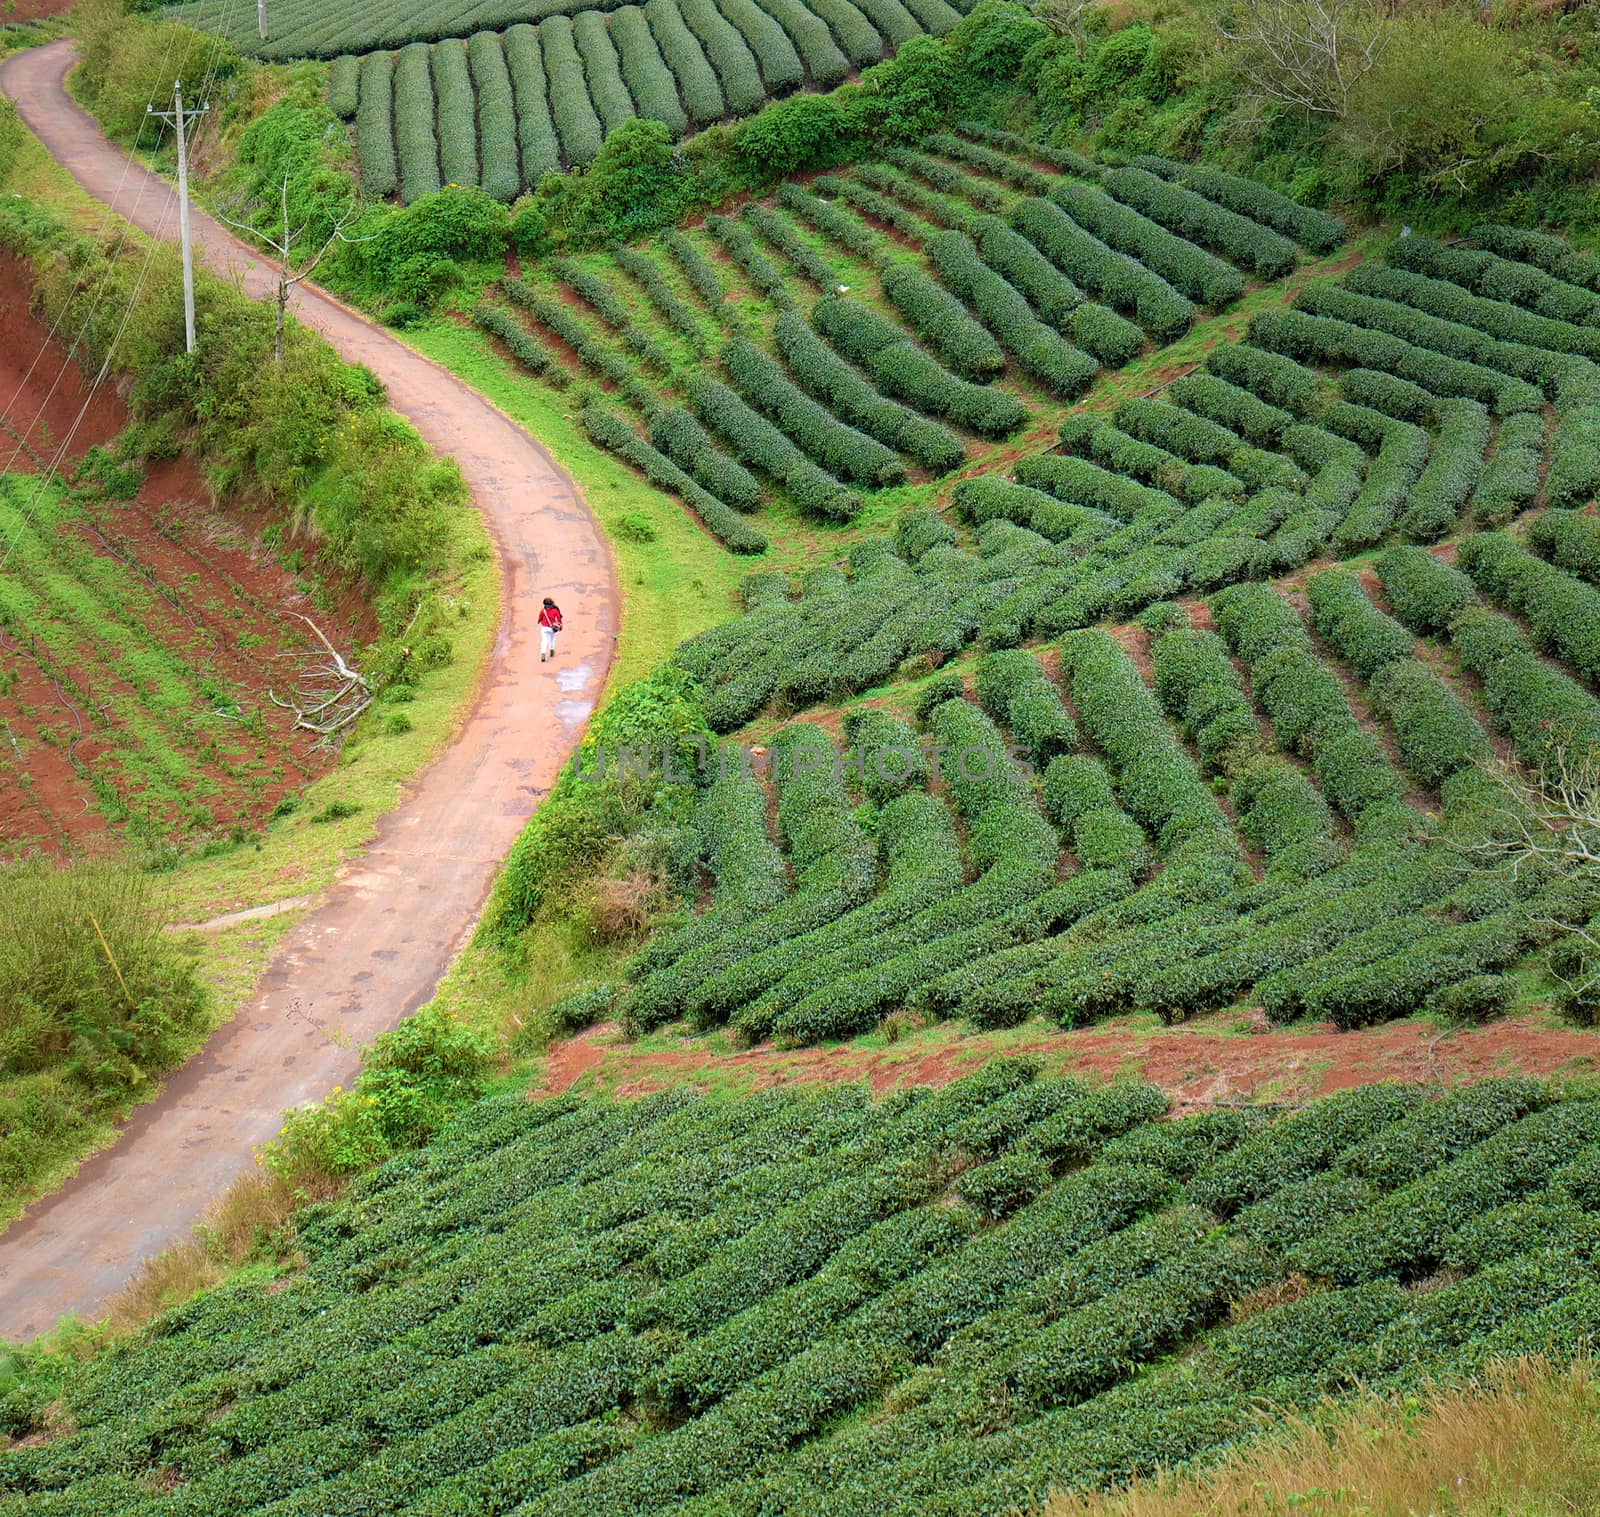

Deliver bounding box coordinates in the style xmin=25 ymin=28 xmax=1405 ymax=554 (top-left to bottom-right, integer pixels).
xmin=0 ymin=469 xmax=369 ymax=855
xmin=465 ymin=128 xmax=1600 ymax=1040
xmin=6 ymin=1066 xmax=1599 ymax=1513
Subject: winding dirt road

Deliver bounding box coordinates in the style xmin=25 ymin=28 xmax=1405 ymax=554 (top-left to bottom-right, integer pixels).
xmin=0 ymin=40 xmax=617 ymax=1340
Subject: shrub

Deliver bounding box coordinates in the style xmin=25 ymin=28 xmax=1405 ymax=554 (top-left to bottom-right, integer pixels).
xmin=649 ymin=406 xmax=764 ymax=512
xmin=772 ymin=311 xmax=967 ymax=473
xmin=573 ymin=11 xmax=637 ymax=133
xmin=1366 ymin=659 xmax=1492 ymax=790
xmin=1425 ymin=974 xmax=1515 ymax=1024
xmin=686 ymin=373 xmax=861 ymax=521
xmin=611 ymin=6 xmax=690 ymax=136
xmin=1130 ymin=154 xmax=1344 ymax=254
xmin=328 ymin=55 xmax=361 ymax=119
xmin=466 ymin=33 xmax=521 ymax=201
xmin=1249 ymin=307 xmax=1539 ymax=416
xmin=1373 ymin=546 xmax=1477 ymax=636
xmin=1391 ymin=230 xmax=1600 ymax=327
xmin=1547 ymin=407 xmax=1600 ymax=510
xmin=1528 ymin=509 xmax=1600 ymax=587
xmin=473 ymin=302 xmax=566 ymax=385
xmin=744 ymin=203 xmax=838 ymax=289
xmin=1011 ymin=197 xmax=1195 ymax=341
xmin=355 ymin=51 xmax=398 ymax=199
xmin=614 ymin=245 xmax=710 ymax=355
xmin=1050 ymin=180 xmax=1244 ymax=308
xmin=1104 ymin=166 xmax=1298 ymax=280
xmin=394 ymin=43 xmax=442 ymax=203
xmin=1469 ymin=410 xmax=1543 ymax=527
xmin=1474 ymin=223 xmax=1600 ymax=295
xmin=812 ymin=295 xmax=1025 ymax=437
xmin=1331 ymin=422 xmax=1429 ymax=555
xmin=678 ymin=0 xmax=769 ymax=113
xmin=1304 ymin=570 xmax=1412 ymax=680
xmin=503 ymin=24 xmax=563 ymax=179
xmin=1168 ymin=373 xmax=1293 ymax=448
xmin=431 ymin=41 xmax=479 ymax=191
xmin=1205 ymin=342 xmax=1318 ymax=412
xmin=975 ymin=648 xmax=1077 ymax=765
xmin=540 ymin=18 xmax=605 ymax=167
xmin=926 ymin=230 xmax=1098 ymax=397
xmin=1397 ymin=399 xmax=1490 ymax=542
xmin=722 ymin=338 xmax=906 ymax=487
xmin=1458 ymin=531 xmax=1600 ymax=685
xmin=880 ymin=262 xmax=1006 ymax=381
xmin=584 ymin=402 xmax=769 ymax=553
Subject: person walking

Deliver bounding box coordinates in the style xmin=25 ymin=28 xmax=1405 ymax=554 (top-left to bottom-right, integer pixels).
xmin=539 ymin=596 xmax=563 ymax=662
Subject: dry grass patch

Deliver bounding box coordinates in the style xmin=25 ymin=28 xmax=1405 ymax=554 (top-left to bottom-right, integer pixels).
xmin=1048 ymin=1355 xmax=1600 ymax=1517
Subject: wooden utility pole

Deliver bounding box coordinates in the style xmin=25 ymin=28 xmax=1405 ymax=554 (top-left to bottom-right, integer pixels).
xmin=259 ymin=0 xmax=267 ymax=40
xmin=148 ymin=81 xmax=209 ymax=355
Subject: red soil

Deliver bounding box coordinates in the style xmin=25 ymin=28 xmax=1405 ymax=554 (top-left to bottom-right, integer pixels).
xmin=0 ymin=254 xmax=376 ymax=855
xmin=540 ymin=1015 xmax=1600 ymax=1112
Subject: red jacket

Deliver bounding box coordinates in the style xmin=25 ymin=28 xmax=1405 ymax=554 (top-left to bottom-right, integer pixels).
xmin=538 ymin=604 xmax=563 ymax=630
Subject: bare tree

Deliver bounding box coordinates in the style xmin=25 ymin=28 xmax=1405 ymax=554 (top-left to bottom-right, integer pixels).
xmin=216 ymin=176 xmax=374 ymax=363
xmin=1455 ymin=746 xmax=1600 ymax=1017
xmin=269 ymin=614 xmax=371 ymax=746
xmin=1036 ymin=0 xmax=1094 ymax=50
xmin=1213 ymin=0 xmax=1388 ymax=118
xmin=1458 ymin=747 xmax=1600 ymax=882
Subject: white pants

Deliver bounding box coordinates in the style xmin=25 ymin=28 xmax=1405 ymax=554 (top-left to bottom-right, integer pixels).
xmin=541 ymin=625 xmax=557 ymax=659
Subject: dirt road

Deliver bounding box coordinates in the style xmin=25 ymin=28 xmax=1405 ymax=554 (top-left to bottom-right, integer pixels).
xmin=0 ymin=40 xmax=617 ymax=1341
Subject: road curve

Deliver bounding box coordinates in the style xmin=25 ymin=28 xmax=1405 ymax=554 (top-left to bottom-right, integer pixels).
xmin=0 ymin=39 xmax=617 ymax=1340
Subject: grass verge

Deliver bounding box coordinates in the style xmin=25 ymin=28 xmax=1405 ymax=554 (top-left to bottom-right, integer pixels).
xmin=1047 ymin=1355 xmax=1600 ymax=1517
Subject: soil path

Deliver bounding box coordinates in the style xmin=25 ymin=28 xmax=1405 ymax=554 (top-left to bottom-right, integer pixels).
xmin=0 ymin=40 xmax=617 ymax=1341
xmin=542 ymin=1016 xmax=1600 ymax=1111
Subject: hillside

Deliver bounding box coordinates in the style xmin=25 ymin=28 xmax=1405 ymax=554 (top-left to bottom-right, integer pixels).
xmin=4 ymin=1066 xmax=1600 ymax=1513
xmin=3 ymin=0 xmax=1600 ymax=1510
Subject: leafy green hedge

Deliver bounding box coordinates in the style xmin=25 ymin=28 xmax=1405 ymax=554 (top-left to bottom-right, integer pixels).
xmin=354 ymin=51 xmax=399 ymax=198
xmin=1249 ymin=307 xmax=1541 ymax=416
xmin=613 ymin=244 xmax=710 ymax=354
xmin=1469 ymin=410 xmax=1544 ymax=527
xmin=584 ymin=403 xmax=770 ymax=552
xmin=686 ymin=372 xmax=860 ymax=520
xmin=1129 ymin=153 xmax=1344 ymax=254
xmin=431 ymin=41 xmax=480 ymax=190
xmin=540 ymin=17 xmax=604 ymax=166
xmin=1390 ymin=230 xmax=1600 ymax=327
xmin=975 ymin=648 xmax=1078 ymax=765
xmin=645 ymin=0 xmax=726 ymax=123
xmin=649 ymin=406 xmax=764 ymax=511
xmin=880 ymin=261 xmax=1006 ymax=380
xmin=394 ymin=42 xmax=442 ymax=202
xmin=1528 ymin=508 xmax=1600 ymax=587
xmin=1204 ymin=341 xmax=1318 ymax=413
xmin=328 ymin=54 xmax=361 ymax=118
xmin=611 ymin=6 xmax=689 ymax=136
xmin=1049 ymin=180 xmax=1244 ymax=308
xmin=573 ymin=11 xmax=636 ymax=133
xmin=504 ymin=24 xmax=564 ymax=178
xmin=1474 ymin=222 xmax=1600 ymax=296
xmin=678 ymin=0 xmax=769 ymax=112
xmin=744 ymin=202 xmax=838 ymax=288
xmin=926 ymin=230 xmax=1098 ymax=397
xmin=772 ymin=311 xmax=966 ymax=473
xmin=812 ymin=295 xmax=1025 ymax=437
xmin=1397 ymin=399 xmax=1490 ymax=542
xmin=466 ymin=33 xmax=520 ymax=200
xmin=1104 ymin=165 xmax=1297 ymax=280
xmin=1010 ymin=197 xmax=1195 ymax=341
xmin=1458 ymin=530 xmax=1600 ymax=684
xmin=723 ymin=336 xmax=905 ymax=487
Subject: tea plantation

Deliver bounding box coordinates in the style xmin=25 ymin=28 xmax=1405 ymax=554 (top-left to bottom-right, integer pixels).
xmin=465 ymin=126 xmax=1600 ymax=1040
xmin=4 ymin=1064 xmax=1599 ymax=1514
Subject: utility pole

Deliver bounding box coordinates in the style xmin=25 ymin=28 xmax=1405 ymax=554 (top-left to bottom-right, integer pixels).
xmin=148 ymin=81 xmax=209 ymax=355
xmin=258 ymin=0 xmax=267 ymax=40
